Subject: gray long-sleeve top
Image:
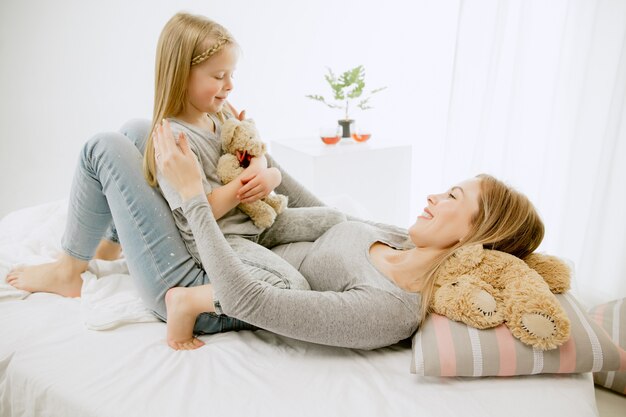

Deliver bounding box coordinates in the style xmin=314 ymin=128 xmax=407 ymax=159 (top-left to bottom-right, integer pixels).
xmin=181 ymin=194 xmax=422 ymax=350
xmin=156 ymin=114 xmax=329 ymax=265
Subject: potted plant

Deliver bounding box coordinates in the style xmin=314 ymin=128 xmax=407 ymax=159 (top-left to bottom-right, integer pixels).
xmin=306 ymin=65 xmax=386 ymax=138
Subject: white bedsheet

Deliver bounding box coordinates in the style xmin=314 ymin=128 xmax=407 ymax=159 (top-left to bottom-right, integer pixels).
xmin=0 ymin=200 xmax=600 ymax=417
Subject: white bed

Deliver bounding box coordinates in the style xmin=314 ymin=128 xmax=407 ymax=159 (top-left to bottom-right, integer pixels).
xmin=0 ymin=200 xmax=600 ymax=417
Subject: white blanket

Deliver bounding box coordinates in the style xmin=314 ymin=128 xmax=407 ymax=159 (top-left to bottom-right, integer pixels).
xmin=0 ymin=200 xmax=601 ymax=417
xmin=0 ymin=199 xmax=159 ymax=330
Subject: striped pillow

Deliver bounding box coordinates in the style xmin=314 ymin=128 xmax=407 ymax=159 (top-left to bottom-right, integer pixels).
xmin=589 ymin=298 xmax=626 ymax=395
xmin=411 ymin=293 xmax=626 ymax=377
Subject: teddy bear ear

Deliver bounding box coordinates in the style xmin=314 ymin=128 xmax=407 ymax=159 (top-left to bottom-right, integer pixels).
xmin=242 ymin=119 xmax=259 ymax=137
xmin=220 ymin=119 xmax=240 ymax=150
xmin=450 ymin=243 xmax=484 ymax=268
xmin=435 ymin=243 xmax=484 ymax=281
xmin=523 ymin=253 xmax=571 ymax=293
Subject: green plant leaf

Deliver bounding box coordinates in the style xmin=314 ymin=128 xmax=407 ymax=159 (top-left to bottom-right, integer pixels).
xmin=324 ymin=68 xmax=346 ymax=100
xmin=305 ymin=94 xmax=342 ymax=109
xmin=308 ymin=65 xmax=387 ymax=116
xmin=347 ymin=79 xmax=365 ymax=99
xmin=305 ymin=94 xmax=325 ymax=102
xmin=356 ymin=96 xmax=373 ymax=110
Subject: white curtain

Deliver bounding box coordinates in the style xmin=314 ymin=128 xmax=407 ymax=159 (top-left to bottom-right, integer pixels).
xmin=433 ymin=0 xmax=626 ymax=307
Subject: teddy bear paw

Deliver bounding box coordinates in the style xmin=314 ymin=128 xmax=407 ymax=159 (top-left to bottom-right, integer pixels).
xmin=250 ymin=211 xmax=277 ymax=229
xmin=520 ymin=312 xmax=557 ymax=340
xmin=472 ymin=288 xmax=503 ymax=324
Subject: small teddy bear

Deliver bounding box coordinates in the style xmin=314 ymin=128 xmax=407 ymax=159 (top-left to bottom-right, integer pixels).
xmin=216 ymin=118 xmax=288 ymax=229
xmin=431 ymin=244 xmax=572 ymax=350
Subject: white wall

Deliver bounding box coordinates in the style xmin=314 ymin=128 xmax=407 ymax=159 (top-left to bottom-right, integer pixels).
xmin=0 ymin=0 xmax=459 ymax=226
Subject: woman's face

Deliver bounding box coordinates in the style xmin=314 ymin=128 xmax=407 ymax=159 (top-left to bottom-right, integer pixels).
xmin=186 ymin=43 xmax=239 ymax=114
xmin=408 ymin=177 xmax=481 ymax=249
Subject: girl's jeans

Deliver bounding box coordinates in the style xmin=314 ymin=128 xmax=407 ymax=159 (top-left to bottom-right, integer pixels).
xmin=61 ymin=119 xmax=344 ymax=334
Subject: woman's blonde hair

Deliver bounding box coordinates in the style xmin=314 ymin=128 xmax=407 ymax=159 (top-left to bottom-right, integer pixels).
xmin=143 ymin=12 xmax=237 ymax=186
xmin=416 ymin=173 xmax=545 ymax=322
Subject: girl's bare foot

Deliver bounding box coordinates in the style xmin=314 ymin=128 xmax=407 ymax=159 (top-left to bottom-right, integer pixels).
xmin=165 ymin=286 xmax=215 ymax=351
xmin=6 ymin=254 xmax=88 ymax=297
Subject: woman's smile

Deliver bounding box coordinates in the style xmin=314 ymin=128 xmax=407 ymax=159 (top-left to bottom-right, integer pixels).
xmin=418 ymin=207 xmax=434 ymax=220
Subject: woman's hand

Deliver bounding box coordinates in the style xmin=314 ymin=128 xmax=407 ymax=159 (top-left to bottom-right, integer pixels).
xmin=153 ymin=119 xmax=205 ymax=202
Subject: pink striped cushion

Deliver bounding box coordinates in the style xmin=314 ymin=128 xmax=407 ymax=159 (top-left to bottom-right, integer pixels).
xmin=589 ymin=298 xmax=626 ymax=395
xmin=411 ymin=293 xmax=626 ymax=377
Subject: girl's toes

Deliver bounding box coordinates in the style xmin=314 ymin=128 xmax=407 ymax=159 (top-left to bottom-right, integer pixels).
xmin=9 ymin=267 xmax=24 ymax=275
xmin=7 ymin=269 xmax=21 ymax=279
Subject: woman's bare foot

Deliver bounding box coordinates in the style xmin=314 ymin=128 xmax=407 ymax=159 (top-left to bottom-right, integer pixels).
xmin=5 ymin=254 xmax=88 ymax=297
xmin=165 ymin=286 xmax=216 ymax=351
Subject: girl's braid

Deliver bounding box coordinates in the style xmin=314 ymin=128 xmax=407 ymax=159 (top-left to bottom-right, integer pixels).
xmin=191 ymin=37 xmax=229 ymax=66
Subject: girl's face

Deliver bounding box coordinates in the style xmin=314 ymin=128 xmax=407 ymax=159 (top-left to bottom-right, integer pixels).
xmin=186 ymin=43 xmax=239 ymax=114
xmin=408 ymin=177 xmax=481 ymax=250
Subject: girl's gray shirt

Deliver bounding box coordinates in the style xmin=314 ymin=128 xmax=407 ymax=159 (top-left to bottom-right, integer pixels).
xmin=181 ymin=193 xmax=422 ymax=350
xmin=156 ymin=113 xmax=327 ymax=264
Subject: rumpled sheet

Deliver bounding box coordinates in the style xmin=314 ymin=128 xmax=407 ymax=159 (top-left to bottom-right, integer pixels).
xmin=0 ymin=199 xmax=600 ymax=417
xmin=0 ymin=199 xmax=158 ymax=330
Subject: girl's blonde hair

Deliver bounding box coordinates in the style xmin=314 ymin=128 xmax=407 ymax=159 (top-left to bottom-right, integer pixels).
xmin=416 ymin=173 xmax=545 ymax=322
xmin=143 ymin=12 xmax=237 ymax=186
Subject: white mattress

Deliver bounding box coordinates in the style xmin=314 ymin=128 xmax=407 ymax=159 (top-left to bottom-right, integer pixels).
xmin=0 ymin=200 xmax=600 ymax=417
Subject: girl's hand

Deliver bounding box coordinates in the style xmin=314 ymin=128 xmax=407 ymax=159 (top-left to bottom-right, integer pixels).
xmin=237 ymin=167 xmax=282 ymax=203
xmin=153 ymin=119 xmax=205 ymax=202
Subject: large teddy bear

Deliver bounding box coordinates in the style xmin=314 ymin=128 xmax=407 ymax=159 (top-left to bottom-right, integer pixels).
xmin=216 ymin=118 xmax=288 ymax=229
xmin=431 ymin=244 xmax=572 ymax=350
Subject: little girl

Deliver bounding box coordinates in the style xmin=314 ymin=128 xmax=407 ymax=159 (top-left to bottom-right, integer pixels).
xmin=7 ymin=12 xmax=345 ymax=351
xmin=144 ymin=13 xmax=348 ymax=350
